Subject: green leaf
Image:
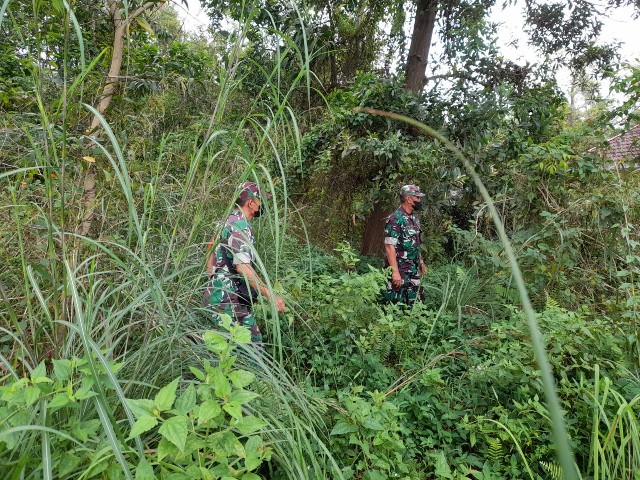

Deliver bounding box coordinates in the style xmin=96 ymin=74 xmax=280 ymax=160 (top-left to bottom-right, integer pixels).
xmin=57 ymin=452 xmax=81 ymax=477
xmin=204 ymin=331 xmax=229 ymax=354
xmin=197 ymin=466 xmax=214 ymax=480
xmin=175 ymin=384 xmax=196 ymax=415
xmin=330 ymin=420 xmax=357 ymax=435
xmin=434 ymin=451 xmax=453 ymax=479
xmin=157 ymin=437 xmax=179 ymax=462
xmin=230 ymin=325 xmax=251 ymax=344
xmin=128 ymin=415 xmax=158 ymax=439
xmin=52 ymin=359 xmax=73 ymax=381
xmin=228 ymin=370 xmax=255 ymax=389
xmin=158 ymin=415 xmax=188 ymax=452
xmin=362 ymin=417 xmax=384 ymax=430
xmin=126 ymin=398 xmax=154 ymax=418
xmin=228 ymin=389 xmax=259 ymax=405
xmin=31 ymin=361 xmax=47 ymax=381
xmin=32 ymin=376 xmax=53 ymax=384
xmin=189 ymin=367 xmax=206 ymax=381
xmin=74 ymin=376 xmax=96 ymax=400
xmin=154 ymin=378 xmax=180 ymax=412
xmin=244 ymin=436 xmax=265 ymax=471
xmin=211 ymin=369 xmax=231 ymax=399
xmin=364 ymin=470 xmax=386 ymax=480
xmin=242 ymin=474 xmax=261 ymax=480
xmin=48 ymin=393 xmax=71 ymax=410
xmin=71 ymin=420 xmax=100 ymax=442
xmin=135 ymin=458 xmax=154 ymax=480
xmin=223 ymin=402 xmax=243 ymax=420
xmin=211 ymin=463 xmax=233 ymax=478
xmin=0 ymin=430 xmax=17 ymax=449
xmin=23 ymin=386 xmax=41 ymax=406
xmin=234 ymin=416 xmax=267 ymax=435
xmin=198 ymin=399 xmax=222 ymax=424
xmin=245 ymin=435 xmax=263 ymax=452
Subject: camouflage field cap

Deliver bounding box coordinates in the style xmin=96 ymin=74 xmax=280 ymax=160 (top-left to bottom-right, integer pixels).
xmin=400 ymin=184 xmax=425 ymax=197
xmin=237 ymin=181 xmax=271 ymax=201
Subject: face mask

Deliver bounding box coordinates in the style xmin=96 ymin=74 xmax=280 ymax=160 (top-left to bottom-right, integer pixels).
xmin=253 ymin=203 xmax=264 ymax=218
xmin=413 ymin=200 xmax=424 ymax=211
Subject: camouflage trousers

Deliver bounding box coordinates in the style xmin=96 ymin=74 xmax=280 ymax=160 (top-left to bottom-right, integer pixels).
xmin=205 ymin=277 xmax=262 ymax=344
xmin=383 ymin=268 xmax=424 ymax=306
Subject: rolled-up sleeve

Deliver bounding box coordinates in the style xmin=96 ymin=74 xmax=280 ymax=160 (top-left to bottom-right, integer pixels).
xmin=228 ymin=230 xmax=254 ymax=265
xmin=384 ymin=215 xmax=400 ymax=246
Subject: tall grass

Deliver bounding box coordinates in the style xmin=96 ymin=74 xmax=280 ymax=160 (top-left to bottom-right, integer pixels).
xmin=588 ymin=365 xmax=640 ymax=480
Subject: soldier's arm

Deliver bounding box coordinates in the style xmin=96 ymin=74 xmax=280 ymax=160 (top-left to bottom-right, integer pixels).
xmin=384 ymin=215 xmax=403 ymax=287
xmin=206 ymin=236 xmax=216 ymax=277
xmin=385 ymin=244 xmax=399 ymax=273
xmin=384 ymin=244 xmax=403 ymax=287
xmin=236 ymin=263 xmax=286 ymax=312
xmin=419 ymin=254 xmax=427 ymax=275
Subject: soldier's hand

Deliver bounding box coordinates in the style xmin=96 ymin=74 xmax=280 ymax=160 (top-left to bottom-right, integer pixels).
xmin=391 ymin=270 xmax=402 ymax=288
xmin=420 ymin=263 xmax=427 ymax=275
xmin=274 ymin=295 xmax=286 ymax=313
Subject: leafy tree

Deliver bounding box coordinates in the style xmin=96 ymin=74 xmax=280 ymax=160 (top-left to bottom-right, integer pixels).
xmin=88 ymin=0 xmax=178 ymax=133
xmin=298 ymin=0 xmax=640 ymax=254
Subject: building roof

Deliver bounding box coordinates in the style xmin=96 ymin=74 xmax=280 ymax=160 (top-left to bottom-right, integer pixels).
xmin=599 ymin=124 xmax=640 ymax=163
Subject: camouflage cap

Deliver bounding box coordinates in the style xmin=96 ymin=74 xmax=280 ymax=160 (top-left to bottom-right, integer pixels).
xmin=237 ymin=181 xmax=271 ymax=201
xmin=400 ymin=184 xmax=425 ymax=197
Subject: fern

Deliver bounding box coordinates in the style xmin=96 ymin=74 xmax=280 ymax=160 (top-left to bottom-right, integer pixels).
xmin=494 ymin=284 xmax=520 ymax=304
xmin=487 ymin=437 xmax=503 ymax=462
xmin=455 ymin=266 xmax=469 ymax=285
xmin=545 ymin=293 xmax=560 ymax=310
xmin=393 ymin=329 xmax=410 ymax=359
xmin=371 ymin=332 xmax=393 ymax=363
xmin=540 ymin=460 xmax=563 ymax=480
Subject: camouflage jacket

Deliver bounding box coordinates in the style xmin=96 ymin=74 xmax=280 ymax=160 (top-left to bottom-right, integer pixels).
xmin=384 ymin=206 xmax=422 ymax=272
xmin=210 ymin=210 xmax=255 ymax=292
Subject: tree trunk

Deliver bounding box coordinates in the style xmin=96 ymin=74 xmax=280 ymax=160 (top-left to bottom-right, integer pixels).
xmin=359 ymin=1 xmax=438 ymax=255
xmin=405 ymin=0 xmax=438 ymax=92
xmin=78 ymin=21 xmax=126 ymax=236
xmin=79 ymin=1 xmax=160 ymax=236
xmin=89 ymin=22 xmax=126 ymax=132
xmin=360 ymin=201 xmax=388 ymax=257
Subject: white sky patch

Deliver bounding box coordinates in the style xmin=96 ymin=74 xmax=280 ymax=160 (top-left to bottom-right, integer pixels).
xmin=174 ymin=0 xmax=209 ymax=32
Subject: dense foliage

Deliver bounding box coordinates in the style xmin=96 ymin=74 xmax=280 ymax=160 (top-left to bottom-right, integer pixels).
xmin=1 ymin=0 xmax=639 ymax=479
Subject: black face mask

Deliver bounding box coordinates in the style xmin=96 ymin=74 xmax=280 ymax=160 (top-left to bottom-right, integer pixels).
xmin=253 ymin=204 xmax=264 ymax=218
xmin=413 ymin=200 xmax=424 ymax=211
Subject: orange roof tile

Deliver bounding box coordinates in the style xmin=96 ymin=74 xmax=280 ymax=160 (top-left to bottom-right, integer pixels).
xmin=600 ymin=125 xmax=640 ymax=162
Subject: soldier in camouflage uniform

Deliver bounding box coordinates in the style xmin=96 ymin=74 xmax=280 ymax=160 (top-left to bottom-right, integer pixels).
xmin=383 ymin=184 xmax=427 ymax=305
xmin=205 ymin=182 xmax=286 ymax=343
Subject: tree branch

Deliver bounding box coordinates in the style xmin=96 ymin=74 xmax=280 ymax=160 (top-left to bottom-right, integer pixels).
xmin=424 ymin=72 xmax=491 ymax=88
xmin=131 ymin=1 xmax=161 ymax=20
xmin=107 ymin=0 xmax=119 ymax=19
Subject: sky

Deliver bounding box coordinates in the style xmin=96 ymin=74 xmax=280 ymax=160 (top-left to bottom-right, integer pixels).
xmin=490 ymin=1 xmax=639 ymax=99
xmin=173 ymin=0 xmax=640 ymax=99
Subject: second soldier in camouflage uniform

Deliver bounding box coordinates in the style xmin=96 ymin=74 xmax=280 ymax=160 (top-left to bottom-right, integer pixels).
xmin=383 ymin=184 xmax=427 ymax=305
xmin=205 ymin=182 xmax=286 ymax=343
